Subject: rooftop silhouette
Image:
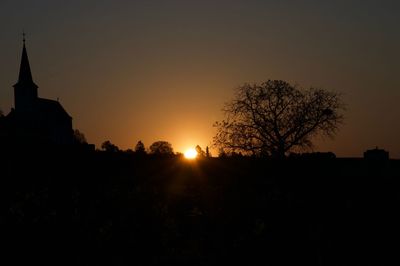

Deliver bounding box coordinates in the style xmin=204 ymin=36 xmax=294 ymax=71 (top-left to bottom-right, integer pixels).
xmin=0 ymin=37 xmax=73 ymax=146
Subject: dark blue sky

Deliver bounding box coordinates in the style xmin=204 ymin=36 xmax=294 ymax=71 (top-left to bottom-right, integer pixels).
xmin=1 ymin=0 xmax=399 ymax=157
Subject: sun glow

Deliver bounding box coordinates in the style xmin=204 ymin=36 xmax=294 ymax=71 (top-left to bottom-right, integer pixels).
xmin=184 ymin=148 xmax=198 ymax=159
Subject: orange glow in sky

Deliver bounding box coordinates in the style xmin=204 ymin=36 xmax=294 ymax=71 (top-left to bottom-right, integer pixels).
xmin=184 ymin=148 xmax=198 ymax=159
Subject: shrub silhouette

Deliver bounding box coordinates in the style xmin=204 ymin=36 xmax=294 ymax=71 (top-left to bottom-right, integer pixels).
xmin=149 ymin=141 xmax=174 ymax=156
xmin=134 ymin=140 xmax=146 ymax=155
xmin=73 ymin=129 xmax=87 ymax=144
xmin=101 ymin=140 xmax=119 ymax=152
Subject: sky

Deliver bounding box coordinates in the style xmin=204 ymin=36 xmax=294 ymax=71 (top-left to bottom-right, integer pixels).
xmin=0 ymin=0 xmax=399 ymax=157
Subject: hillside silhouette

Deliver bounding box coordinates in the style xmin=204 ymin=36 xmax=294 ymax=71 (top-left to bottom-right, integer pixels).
xmin=1 ymin=147 xmax=399 ymax=266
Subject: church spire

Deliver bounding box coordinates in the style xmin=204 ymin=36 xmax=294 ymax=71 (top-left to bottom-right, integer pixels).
xmin=16 ymin=32 xmax=36 ymax=86
xmin=13 ymin=33 xmax=38 ymax=111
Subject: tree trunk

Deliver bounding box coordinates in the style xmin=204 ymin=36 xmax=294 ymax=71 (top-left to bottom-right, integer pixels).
xmin=275 ymin=140 xmax=286 ymax=159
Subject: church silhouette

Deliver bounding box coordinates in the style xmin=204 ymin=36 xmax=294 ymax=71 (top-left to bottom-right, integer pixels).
xmin=0 ymin=37 xmax=73 ymax=146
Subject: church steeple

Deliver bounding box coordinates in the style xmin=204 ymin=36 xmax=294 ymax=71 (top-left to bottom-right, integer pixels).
xmin=18 ymin=35 xmax=33 ymax=84
xmin=15 ymin=33 xmax=37 ymax=87
xmin=13 ymin=34 xmax=38 ymax=111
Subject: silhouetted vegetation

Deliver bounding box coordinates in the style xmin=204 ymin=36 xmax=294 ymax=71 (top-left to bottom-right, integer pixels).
xmin=101 ymin=140 xmax=120 ymax=152
xmin=73 ymin=129 xmax=87 ymax=144
xmin=149 ymin=140 xmax=174 ymax=156
xmin=1 ymin=148 xmax=399 ymax=266
xmin=195 ymin=145 xmax=206 ymax=158
xmin=214 ymin=80 xmax=345 ymax=158
xmin=134 ymin=140 xmax=146 ymax=155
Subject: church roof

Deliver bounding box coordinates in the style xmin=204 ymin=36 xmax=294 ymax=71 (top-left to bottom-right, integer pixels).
xmin=4 ymin=98 xmax=71 ymax=121
xmin=36 ymin=98 xmax=72 ymax=120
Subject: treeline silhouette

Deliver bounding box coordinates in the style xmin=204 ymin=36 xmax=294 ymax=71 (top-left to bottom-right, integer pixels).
xmin=1 ymin=145 xmax=399 ymax=266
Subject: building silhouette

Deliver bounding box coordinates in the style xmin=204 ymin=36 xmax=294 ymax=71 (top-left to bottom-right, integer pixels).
xmin=0 ymin=37 xmax=73 ymax=146
xmin=364 ymin=147 xmax=389 ymax=160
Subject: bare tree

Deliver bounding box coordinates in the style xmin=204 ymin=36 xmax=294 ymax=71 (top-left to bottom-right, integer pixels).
xmin=213 ymin=80 xmax=345 ymax=158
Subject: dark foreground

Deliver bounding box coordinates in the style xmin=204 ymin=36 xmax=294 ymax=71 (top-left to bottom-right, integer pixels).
xmin=1 ymin=148 xmax=399 ymax=265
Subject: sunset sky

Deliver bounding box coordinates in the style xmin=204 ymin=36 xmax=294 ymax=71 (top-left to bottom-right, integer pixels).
xmin=0 ymin=1 xmax=399 ymax=157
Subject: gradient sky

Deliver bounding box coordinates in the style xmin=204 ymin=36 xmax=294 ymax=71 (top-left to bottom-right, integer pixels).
xmin=0 ymin=0 xmax=399 ymax=157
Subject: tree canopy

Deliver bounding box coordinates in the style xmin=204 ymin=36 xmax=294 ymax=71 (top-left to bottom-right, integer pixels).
xmin=149 ymin=141 xmax=174 ymax=156
xmin=101 ymin=140 xmax=120 ymax=153
xmin=213 ymin=80 xmax=345 ymax=158
xmin=195 ymin=145 xmax=206 ymax=158
xmin=135 ymin=140 xmax=146 ymax=155
xmin=73 ymin=129 xmax=87 ymax=144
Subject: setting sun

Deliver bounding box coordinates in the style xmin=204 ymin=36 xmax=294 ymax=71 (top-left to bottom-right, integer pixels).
xmin=184 ymin=148 xmax=198 ymax=159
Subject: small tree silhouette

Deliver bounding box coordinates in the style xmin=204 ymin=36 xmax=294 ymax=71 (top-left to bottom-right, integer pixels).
xmin=218 ymin=148 xmax=227 ymax=158
xmin=101 ymin=140 xmax=119 ymax=153
xmin=195 ymin=145 xmax=206 ymax=158
xmin=205 ymin=146 xmax=211 ymax=158
xmin=73 ymin=129 xmax=87 ymax=144
xmin=135 ymin=140 xmax=146 ymax=155
xmin=149 ymin=141 xmax=174 ymax=156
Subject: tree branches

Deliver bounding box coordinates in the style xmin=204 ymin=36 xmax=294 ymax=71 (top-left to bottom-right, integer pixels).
xmin=213 ymin=80 xmax=345 ymax=158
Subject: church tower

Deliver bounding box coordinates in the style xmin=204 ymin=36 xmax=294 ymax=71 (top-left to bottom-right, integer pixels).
xmin=13 ymin=35 xmax=38 ymax=112
xmin=1 ymin=35 xmax=74 ymax=146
